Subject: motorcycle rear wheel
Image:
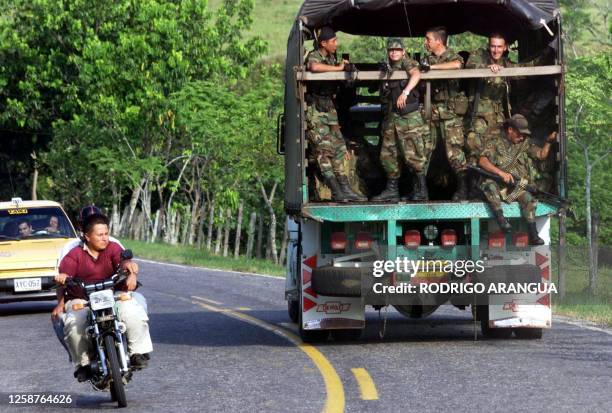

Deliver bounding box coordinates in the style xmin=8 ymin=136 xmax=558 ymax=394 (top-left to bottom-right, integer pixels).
xmin=104 ymin=335 xmax=127 ymax=408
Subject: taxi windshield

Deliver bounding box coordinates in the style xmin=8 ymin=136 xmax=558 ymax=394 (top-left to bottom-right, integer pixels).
xmin=0 ymin=207 xmax=76 ymax=240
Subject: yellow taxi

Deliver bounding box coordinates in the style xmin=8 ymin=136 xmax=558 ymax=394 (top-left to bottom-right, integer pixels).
xmin=0 ymin=198 xmax=78 ymax=303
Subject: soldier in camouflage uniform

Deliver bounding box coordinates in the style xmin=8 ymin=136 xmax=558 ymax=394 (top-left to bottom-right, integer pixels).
xmin=422 ymin=27 xmax=470 ymax=201
xmin=479 ymin=114 xmax=557 ymax=245
xmin=305 ymin=26 xmax=366 ymax=202
xmin=464 ymin=33 xmax=513 ymax=167
xmin=372 ymin=38 xmax=432 ymax=202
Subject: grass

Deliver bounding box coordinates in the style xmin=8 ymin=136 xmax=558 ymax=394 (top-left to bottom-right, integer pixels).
xmin=123 ymin=240 xmax=285 ymax=277
xmin=208 ymin=0 xmax=301 ymax=59
xmin=551 ymin=248 xmax=612 ymax=326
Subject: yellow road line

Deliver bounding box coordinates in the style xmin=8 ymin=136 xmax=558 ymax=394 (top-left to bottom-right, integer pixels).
xmin=192 ymin=296 xmax=222 ymax=305
xmin=351 ymin=368 xmax=379 ymax=401
xmin=234 ymin=306 xmax=252 ymax=311
xmin=191 ymin=296 xmax=345 ymax=413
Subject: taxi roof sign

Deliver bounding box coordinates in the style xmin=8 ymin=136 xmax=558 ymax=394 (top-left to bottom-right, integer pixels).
xmin=11 ymin=197 xmax=23 ymax=205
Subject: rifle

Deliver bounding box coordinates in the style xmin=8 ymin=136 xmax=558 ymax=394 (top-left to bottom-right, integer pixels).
xmin=468 ymin=165 xmax=571 ymax=210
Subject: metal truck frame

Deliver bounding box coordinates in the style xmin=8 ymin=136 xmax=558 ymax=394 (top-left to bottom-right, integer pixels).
xmin=280 ymin=0 xmax=566 ymax=342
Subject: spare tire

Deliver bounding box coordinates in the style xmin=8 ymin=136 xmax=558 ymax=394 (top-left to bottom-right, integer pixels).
xmin=311 ymin=266 xmax=372 ymax=297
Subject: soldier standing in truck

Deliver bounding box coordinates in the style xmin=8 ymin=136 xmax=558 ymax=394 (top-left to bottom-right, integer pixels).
xmin=422 ymin=26 xmax=470 ymax=201
xmin=372 ymin=38 xmax=432 ymax=202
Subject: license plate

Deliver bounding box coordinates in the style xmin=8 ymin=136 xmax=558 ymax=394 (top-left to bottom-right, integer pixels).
xmin=90 ymin=290 xmax=115 ymax=311
xmin=14 ymin=278 xmax=42 ymax=292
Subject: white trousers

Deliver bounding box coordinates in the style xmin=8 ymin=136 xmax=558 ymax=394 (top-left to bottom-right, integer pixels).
xmin=63 ymin=292 xmax=153 ymax=367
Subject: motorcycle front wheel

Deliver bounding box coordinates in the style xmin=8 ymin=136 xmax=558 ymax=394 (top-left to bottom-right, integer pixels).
xmin=103 ymin=335 xmax=127 ymax=408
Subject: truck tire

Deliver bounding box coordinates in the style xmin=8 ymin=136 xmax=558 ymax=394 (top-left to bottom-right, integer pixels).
xmin=298 ymin=309 xmax=328 ymax=343
xmin=330 ymin=329 xmax=362 ymax=342
xmin=288 ymin=299 xmax=299 ymax=323
xmin=514 ymin=328 xmax=543 ymax=339
xmin=394 ymin=305 xmax=438 ymax=319
xmin=311 ymin=266 xmax=371 ymax=297
xmin=477 ymin=305 xmax=512 ymax=339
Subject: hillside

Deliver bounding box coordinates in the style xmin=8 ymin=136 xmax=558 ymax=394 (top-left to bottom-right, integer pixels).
xmin=209 ymin=0 xmax=301 ymax=57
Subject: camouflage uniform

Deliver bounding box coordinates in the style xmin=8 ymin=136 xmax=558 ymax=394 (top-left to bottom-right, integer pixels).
xmin=464 ymin=48 xmax=514 ymax=165
xmin=480 ymin=131 xmax=541 ymax=223
xmin=304 ymin=49 xmax=347 ymax=181
xmin=380 ymin=58 xmax=432 ymax=178
xmin=427 ymin=48 xmax=467 ymax=173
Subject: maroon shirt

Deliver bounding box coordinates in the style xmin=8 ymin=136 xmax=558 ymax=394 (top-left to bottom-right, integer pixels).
xmin=59 ymin=241 xmax=123 ymax=300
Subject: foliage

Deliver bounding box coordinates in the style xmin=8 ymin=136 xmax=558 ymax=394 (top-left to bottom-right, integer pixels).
xmin=565 ymin=54 xmax=612 ymax=243
xmin=0 ymin=0 xmax=266 ymax=204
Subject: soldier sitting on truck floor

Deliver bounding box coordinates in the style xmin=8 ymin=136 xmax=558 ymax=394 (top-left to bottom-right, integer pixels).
xmin=372 ymin=38 xmax=432 ymax=202
xmin=304 ymin=26 xmax=366 ymax=202
xmin=478 ymin=114 xmax=557 ymax=245
xmin=422 ymin=26 xmax=470 ymax=201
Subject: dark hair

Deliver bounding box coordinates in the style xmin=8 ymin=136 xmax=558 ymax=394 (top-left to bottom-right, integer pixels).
xmin=17 ymin=219 xmax=30 ymax=227
xmin=83 ymin=213 xmax=110 ymax=235
xmin=489 ymin=32 xmax=507 ymax=43
xmin=78 ymin=204 xmax=102 ymax=224
xmin=427 ymin=26 xmax=448 ymax=46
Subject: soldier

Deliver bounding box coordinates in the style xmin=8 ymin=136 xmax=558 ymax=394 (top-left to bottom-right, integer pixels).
xmin=479 ymin=114 xmax=557 ymax=245
xmin=372 ymin=38 xmax=431 ymax=202
xmin=464 ymin=33 xmax=512 ymax=168
xmin=422 ymin=27 xmax=469 ymax=201
xmin=305 ymin=26 xmax=366 ymax=202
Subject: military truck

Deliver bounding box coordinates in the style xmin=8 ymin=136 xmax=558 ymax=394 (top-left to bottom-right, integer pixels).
xmin=280 ymin=0 xmax=567 ymax=341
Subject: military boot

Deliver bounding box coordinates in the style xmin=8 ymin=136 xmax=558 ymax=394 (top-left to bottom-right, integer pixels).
xmin=337 ymin=175 xmax=367 ymax=201
xmin=410 ymin=174 xmax=429 ymax=202
xmin=400 ymin=175 xmax=414 ymax=202
xmin=528 ymin=222 xmax=545 ymax=245
xmin=371 ymin=179 xmax=399 ymax=202
xmin=325 ymin=176 xmax=348 ymax=202
xmin=451 ymin=171 xmax=469 ymax=201
xmin=494 ymin=209 xmax=512 ymax=233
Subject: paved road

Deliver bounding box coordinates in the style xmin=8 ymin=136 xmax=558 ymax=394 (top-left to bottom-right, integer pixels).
xmin=0 ymin=260 xmax=610 ymax=412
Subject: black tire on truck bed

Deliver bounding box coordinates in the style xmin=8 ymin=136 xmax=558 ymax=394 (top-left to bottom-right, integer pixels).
xmin=311 ymin=266 xmax=372 ymax=297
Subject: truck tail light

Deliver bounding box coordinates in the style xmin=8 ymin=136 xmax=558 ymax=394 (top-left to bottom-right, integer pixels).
xmin=441 ymin=229 xmax=457 ymax=247
xmin=354 ymin=232 xmax=373 ymax=250
xmin=512 ymin=232 xmax=529 ymax=248
xmin=330 ymin=232 xmax=347 ymax=251
xmin=488 ymin=231 xmax=506 ymax=249
xmin=404 ymin=230 xmax=421 ymax=249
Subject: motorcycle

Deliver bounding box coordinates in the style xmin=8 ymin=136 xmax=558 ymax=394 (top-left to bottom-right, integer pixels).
xmin=57 ymin=249 xmax=139 ymax=408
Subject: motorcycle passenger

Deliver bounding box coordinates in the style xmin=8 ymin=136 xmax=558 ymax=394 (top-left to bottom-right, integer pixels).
xmin=53 ymin=213 xmax=153 ymax=381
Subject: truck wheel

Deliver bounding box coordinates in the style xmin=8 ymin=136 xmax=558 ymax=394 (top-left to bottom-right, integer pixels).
xmin=298 ymin=315 xmax=328 ymax=343
xmin=311 ymin=266 xmax=371 ymax=297
xmin=288 ymin=299 xmax=299 ymax=323
xmin=330 ymin=329 xmax=361 ymax=342
xmin=477 ymin=305 xmax=512 ymax=339
xmin=514 ymin=328 xmax=543 ymax=339
xmin=394 ymin=305 xmax=438 ymax=319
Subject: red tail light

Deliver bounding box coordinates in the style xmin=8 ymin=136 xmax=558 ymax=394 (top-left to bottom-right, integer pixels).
xmin=330 ymin=232 xmax=347 ymax=251
xmin=404 ymin=230 xmax=421 ymax=249
xmin=441 ymin=229 xmax=457 ymax=247
xmin=354 ymin=232 xmax=373 ymax=250
xmin=512 ymin=232 xmax=529 ymax=248
xmin=488 ymin=231 xmax=506 ymax=249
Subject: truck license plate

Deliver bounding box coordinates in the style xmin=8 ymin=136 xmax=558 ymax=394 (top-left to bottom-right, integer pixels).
xmin=14 ymin=278 xmax=42 ymax=292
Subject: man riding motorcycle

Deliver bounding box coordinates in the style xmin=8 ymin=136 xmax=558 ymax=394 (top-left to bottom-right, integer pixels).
xmin=52 ymin=213 xmax=153 ymax=381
